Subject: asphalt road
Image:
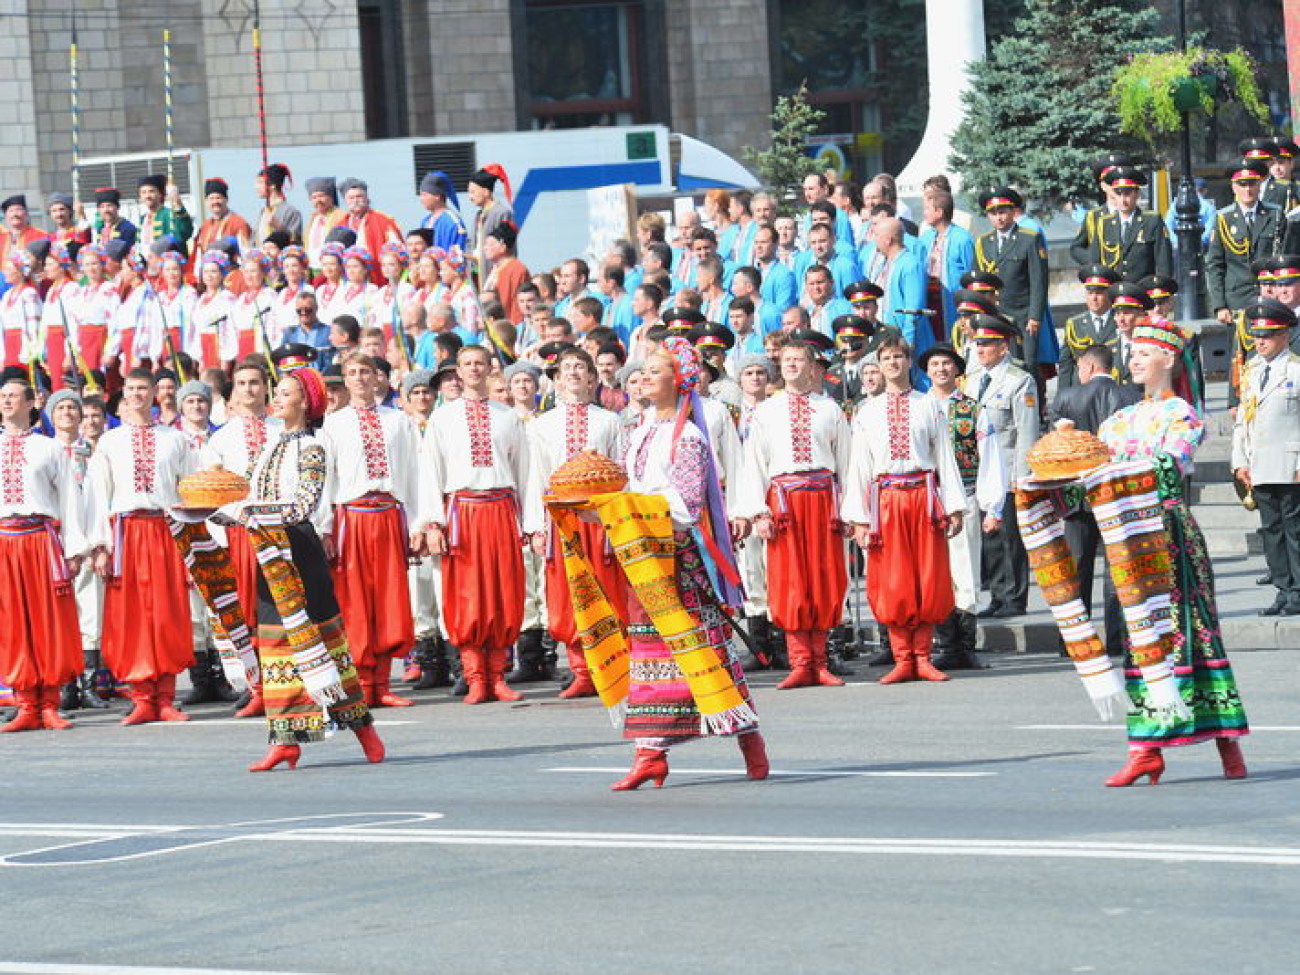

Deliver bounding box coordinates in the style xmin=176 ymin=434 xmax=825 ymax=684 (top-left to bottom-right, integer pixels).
xmin=3 ymin=649 xmax=1299 ymax=975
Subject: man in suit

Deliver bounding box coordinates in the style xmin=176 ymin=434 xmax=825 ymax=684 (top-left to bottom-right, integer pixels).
xmin=1049 ymin=344 xmax=1140 ymax=654
xmin=1059 ymin=264 xmax=1121 ymax=388
xmin=1108 ymin=281 xmax=1153 ymax=387
xmin=973 ymin=188 xmax=1047 ymax=371
xmin=1069 ymin=167 xmax=1172 ymax=283
xmin=1231 ymin=299 xmax=1300 ymax=616
xmin=1207 ymin=159 xmax=1282 ymax=334
xmin=962 ymin=315 xmax=1039 ymax=617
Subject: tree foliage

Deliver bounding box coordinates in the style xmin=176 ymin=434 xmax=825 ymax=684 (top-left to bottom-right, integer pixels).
xmin=949 ymin=0 xmax=1170 ymax=213
xmin=742 ymin=82 xmax=827 ymax=207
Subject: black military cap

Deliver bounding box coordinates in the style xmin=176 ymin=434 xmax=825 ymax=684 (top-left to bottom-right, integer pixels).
xmin=270 ymin=343 xmax=318 ymax=372
xmin=979 ymin=187 xmax=1023 ymax=211
xmin=661 ymin=306 xmax=706 ymax=332
xmin=1243 ymin=297 xmax=1298 ymax=337
xmin=844 ymin=279 xmax=883 ymax=304
xmin=691 ymin=323 xmax=735 ymax=351
xmin=1077 ymin=264 xmax=1122 ymax=289
xmin=1109 ymin=281 xmax=1155 ymax=312
xmin=959 ymin=270 xmax=1003 ymax=293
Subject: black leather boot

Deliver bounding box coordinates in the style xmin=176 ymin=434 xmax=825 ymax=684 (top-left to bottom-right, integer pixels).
xmin=767 ymin=626 xmax=790 ymax=670
xmin=509 ymin=627 xmax=553 ymax=682
xmin=209 ymin=651 xmax=239 ymax=702
xmin=78 ymin=669 xmax=111 ymax=709
xmin=448 ymin=644 xmax=468 ymax=697
xmin=934 ymin=610 xmax=982 ymax=670
xmin=867 ymin=624 xmax=893 ymax=666
xmin=739 ymin=616 xmax=770 ymax=670
xmin=413 ymin=637 xmax=453 ymax=689
xmin=826 ymin=625 xmax=856 ymax=677
xmin=59 ymin=680 xmax=81 ymax=711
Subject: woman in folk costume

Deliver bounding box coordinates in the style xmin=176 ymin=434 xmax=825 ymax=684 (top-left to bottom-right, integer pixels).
xmin=231 ymin=366 xmax=385 ymax=771
xmin=37 ymin=242 xmax=81 ymax=391
xmin=72 ymin=244 xmax=120 ymax=373
xmin=1093 ymin=319 xmax=1247 ymax=785
xmin=272 ymin=245 xmax=314 ymax=339
xmin=0 ymin=248 xmax=40 ymax=372
xmin=191 ymin=250 xmax=236 ymax=371
xmin=374 ymin=242 xmax=414 ymax=342
xmin=155 ymin=250 xmax=196 ymax=368
xmin=573 ymin=336 xmax=768 ymax=790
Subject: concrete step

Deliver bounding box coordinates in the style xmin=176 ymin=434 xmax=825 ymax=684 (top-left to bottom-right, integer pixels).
xmin=1190 ymin=504 xmax=1262 ymax=529
xmin=1195 ymin=458 xmax=1234 ymax=482
xmin=968 ymin=613 xmax=1300 ymax=655
xmin=1201 ymin=528 xmax=1263 ymax=558
xmin=1190 ymin=482 xmax=1245 ymax=505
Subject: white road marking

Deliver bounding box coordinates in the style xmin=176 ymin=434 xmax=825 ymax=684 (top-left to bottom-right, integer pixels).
xmin=4 ymin=819 xmax=1300 ymax=866
xmin=544 ymin=766 xmax=995 ymax=778
xmin=1018 ymin=724 xmax=1300 ymax=731
xmin=0 ymin=966 xmax=327 ymax=975
xmin=89 ymin=719 xmax=420 ymax=727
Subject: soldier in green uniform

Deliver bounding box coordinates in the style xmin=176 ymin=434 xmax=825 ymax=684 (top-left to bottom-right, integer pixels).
xmin=973 ymin=188 xmax=1047 ymax=370
xmin=135 ymin=174 xmax=193 ymax=253
xmin=1059 ymin=264 xmax=1121 ymax=389
xmin=1068 ymin=167 xmax=1171 ymax=283
xmin=1069 ymin=153 xmax=1134 ymax=265
xmin=1208 ymin=160 xmax=1283 ymax=407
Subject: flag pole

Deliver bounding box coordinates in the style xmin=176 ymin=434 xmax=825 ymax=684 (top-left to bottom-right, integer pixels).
xmin=163 ymin=28 xmax=175 ymax=183
xmin=253 ymin=1 xmax=269 ymax=174
xmin=70 ymin=14 xmax=81 ymax=204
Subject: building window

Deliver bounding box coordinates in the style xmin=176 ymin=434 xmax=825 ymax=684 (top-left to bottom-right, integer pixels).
xmin=524 ymin=1 xmax=646 ymax=129
xmin=359 ymin=0 xmax=408 ymax=139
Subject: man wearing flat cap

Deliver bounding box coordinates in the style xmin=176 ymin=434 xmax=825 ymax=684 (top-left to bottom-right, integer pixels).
xmin=45 ymin=193 xmax=88 ymax=249
xmin=1 ymin=195 xmax=50 ymax=275
xmin=1232 ymin=298 xmax=1300 ymax=617
xmin=418 ymin=171 xmax=467 ymax=252
xmin=136 ymin=174 xmax=192 ymax=251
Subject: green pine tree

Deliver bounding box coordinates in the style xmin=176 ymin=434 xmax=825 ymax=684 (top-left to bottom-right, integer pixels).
xmin=742 ymin=82 xmax=827 ymax=209
xmin=949 ymin=0 xmax=1170 ymax=213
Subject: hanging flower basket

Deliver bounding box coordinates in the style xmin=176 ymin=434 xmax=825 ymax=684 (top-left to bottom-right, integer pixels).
xmin=1113 ymin=47 xmax=1267 ymax=145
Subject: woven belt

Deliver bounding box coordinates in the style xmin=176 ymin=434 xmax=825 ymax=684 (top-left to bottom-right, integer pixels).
xmin=110 ymin=508 xmax=167 ymax=580
xmin=0 ymin=515 xmax=71 ymax=594
xmin=446 ymin=488 xmax=518 ymax=551
xmin=868 ymin=471 xmax=945 ymax=546
xmin=770 ymin=468 xmax=839 ymax=532
xmin=335 ymin=492 xmax=414 ymax=564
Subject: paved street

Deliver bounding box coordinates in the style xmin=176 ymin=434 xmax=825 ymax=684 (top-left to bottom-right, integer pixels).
xmin=3 ymin=645 xmax=1299 ymax=975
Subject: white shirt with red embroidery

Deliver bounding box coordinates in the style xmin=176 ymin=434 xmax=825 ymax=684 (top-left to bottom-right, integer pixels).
xmin=417 ymin=396 xmax=529 ymax=529
xmin=201 ymin=411 xmax=281 ymax=526
xmin=735 ymin=389 xmax=852 ymax=518
xmin=521 ymin=400 xmax=622 ymax=534
xmin=272 ymin=280 xmax=315 ymax=338
xmin=108 ymin=283 xmax=166 ymax=362
xmin=840 ymin=389 xmax=966 ymax=525
xmin=333 ymin=282 xmax=379 ymax=332
xmin=72 ymin=279 xmax=121 ymax=329
xmin=230 ymin=286 xmax=279 ymax=355
xmin=87 ymin=421 xmax=196 ymax=549
xmin=0 ymin=284 xmax=41 ymax=362
xmin=314 ymin=280 xmax=346 ymax=328
xmin=155 ymin=283 xmax=198 ymax=355
xmin=371 ymin=281 xmax=415 ymax=335
xmin=319 ymin=403 xmax=421 ymax=530
xmin=0 ymin=428 xmax=89 ymax=556
xmin=37 ymin=279 xmax=82 ymax=351
xmin=189 ymin=289 xmax=235 ymax=362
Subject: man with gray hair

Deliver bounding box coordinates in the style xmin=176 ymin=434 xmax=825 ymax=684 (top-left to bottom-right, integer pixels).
xmin=340 ymin=177 xmax=401 ymax=283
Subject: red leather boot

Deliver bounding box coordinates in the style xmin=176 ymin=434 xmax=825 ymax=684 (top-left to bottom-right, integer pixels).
xmin=611 ymin=748 xmax=669 ymax=790
xmin=488 ymin=648 xmax=522 ymax=702
xmin=776 ymin=631 xmax=816 ymax=689
xmin=354 ymin=723 xmax=386 ymax=763
xmin=1216 ymin=738 xmax=1247 ymax=780
xmin=373 ymin=659 xmax=413 ymax=707
xmin=559 ymin=644 xmax=597 ymax=698
xmin=738 ymin=731 xmax=770 ymax=780
xmin=120 ymin=681 xmax=158 ymax=726
xmin=912 ymin=625 xmax=950 ymax=682
xmin=235 ymin=684 xmax=266 ymax=718
xmin=878 ymin=628 xmax=917 ymax=684
xmin=1105 ymin=748 xmax=1164 ymax=786
xmin=810 ymin=630 xmax=846 ymax=687
xmin=249 ymin=744 xmax=301 ymax=772
xmin=461 ymin=649 xmax=491 ymax=705
xmin=1 ymin=688 xmax=42 ymax=733
xmin=154 ymin=674 xmax=190 ymax=722
xmin=39 ymin=686 xmax=74 ymax=730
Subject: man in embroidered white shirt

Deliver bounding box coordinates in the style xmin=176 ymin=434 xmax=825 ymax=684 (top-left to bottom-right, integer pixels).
xmin=738 ymin=340 xmax=853 ymax=689
xmin=418 ymin=345 xmax=531 ymax=705
xmin=319 ymin=352 xmax=422 ymax=708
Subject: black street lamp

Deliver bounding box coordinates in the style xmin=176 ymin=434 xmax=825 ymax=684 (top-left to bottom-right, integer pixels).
xmin=1173 ymin=0 xmax=1205 ymax=321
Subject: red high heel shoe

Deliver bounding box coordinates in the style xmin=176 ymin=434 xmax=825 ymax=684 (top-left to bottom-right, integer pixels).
xmin=738 ymin=731 xmax=770 ymax=780
xmin=248 ymin=744 xmax=301 ymax=772
xmin=1216 ymin=738 xmax=1247 ymax=780
xmin=611 ymin=748 xmax=669 ymax=791
xmin=354 ymin=724 xmax=386 ymax=764
xmin=1105 ymin=748 xmax=1164 ymax=787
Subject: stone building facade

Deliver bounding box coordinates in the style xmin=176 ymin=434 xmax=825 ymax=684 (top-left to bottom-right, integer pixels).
xmin=1 ymin=0 xmax=775 ymax=213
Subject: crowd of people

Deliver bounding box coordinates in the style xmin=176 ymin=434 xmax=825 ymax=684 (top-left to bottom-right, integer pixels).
xmin=2 ymin=134 xmax=1295 ymax=789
